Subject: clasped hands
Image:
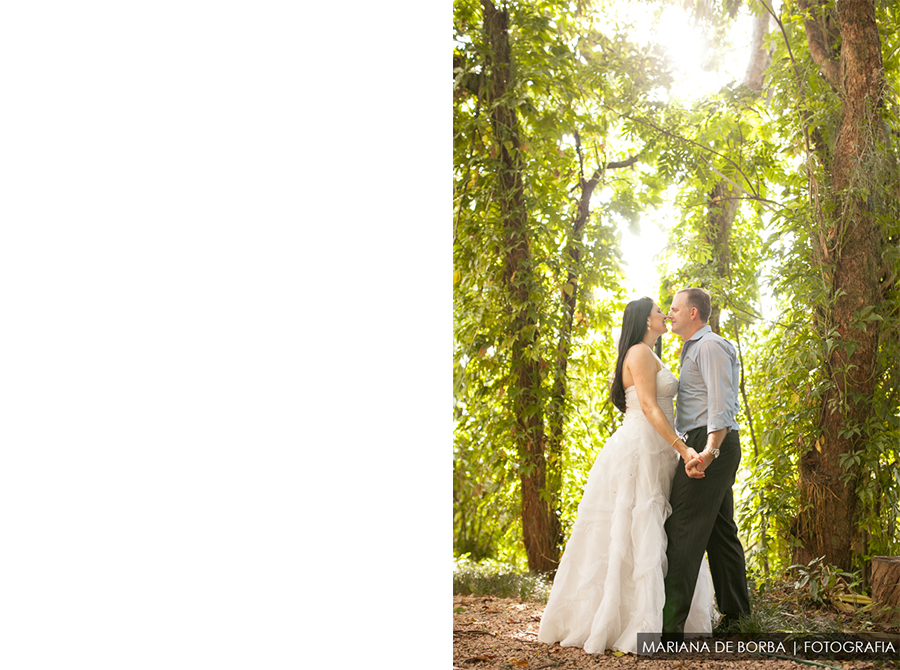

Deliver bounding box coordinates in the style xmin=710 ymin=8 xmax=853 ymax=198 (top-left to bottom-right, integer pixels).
xmin=684 ymin=447 xmax=710 ymax=479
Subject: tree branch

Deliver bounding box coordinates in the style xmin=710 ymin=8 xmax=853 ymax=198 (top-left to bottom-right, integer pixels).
xmin=574 ymin=130 xmax=585 ymax=183
xmin=798 ymin=0 xmax=841 ymax=90
xmin=582 ymin=154 xmax=639 ymax=189
xmin=700 ymin=156 xmax=779 ymax=210
xmin=683 ymin=194 xmax=782 ymax=212
xmin=758 ymin=0 xmax=815 ymax=159
xmin=604 ymin=155 xmax=639 ymax=170
xmin=614 ymin=109 xmax=762 ymax=200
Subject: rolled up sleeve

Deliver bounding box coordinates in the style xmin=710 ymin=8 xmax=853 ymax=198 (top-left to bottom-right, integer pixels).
xmin=696 ymin=340 xmax=738 ymax=433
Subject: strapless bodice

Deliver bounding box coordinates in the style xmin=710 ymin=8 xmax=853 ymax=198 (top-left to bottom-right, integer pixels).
xmin=624 ymin=367 xmax=677 ymax=420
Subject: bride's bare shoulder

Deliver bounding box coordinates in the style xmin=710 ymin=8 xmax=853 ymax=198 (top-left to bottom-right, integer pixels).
xmin=624 ymin=344 xmax=661 ymax=373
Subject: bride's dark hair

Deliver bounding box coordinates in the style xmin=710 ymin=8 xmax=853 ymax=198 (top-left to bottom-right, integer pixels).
xmin=610 ymin=297 xmax=654 ymax=413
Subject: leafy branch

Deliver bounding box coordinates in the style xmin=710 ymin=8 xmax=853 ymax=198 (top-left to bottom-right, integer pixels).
xmin=612 ymin=107 xmax=779 ymax=209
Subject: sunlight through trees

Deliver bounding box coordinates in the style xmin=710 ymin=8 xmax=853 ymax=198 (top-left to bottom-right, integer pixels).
xmin=453 ymin=0 xmax=900 ymax=585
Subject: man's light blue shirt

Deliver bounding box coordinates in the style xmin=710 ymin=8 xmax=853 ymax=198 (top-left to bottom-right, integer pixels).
xmin=675 ymin=325 xmax=741 ymax=435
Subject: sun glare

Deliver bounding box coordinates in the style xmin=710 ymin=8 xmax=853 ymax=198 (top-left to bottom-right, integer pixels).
xmin=604 ymin=2 xmax=755 ymax=303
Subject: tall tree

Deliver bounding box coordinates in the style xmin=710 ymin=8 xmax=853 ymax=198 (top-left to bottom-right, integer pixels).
xmin=453 ymin=0 xmax=673 ymax=571
xmin=791 ymin=0 xmax=890 ymax=570
xmin=660 ymin=0 xmax=899 ymax=575
xmin=479 ymin=0 xmax=560 ymax=573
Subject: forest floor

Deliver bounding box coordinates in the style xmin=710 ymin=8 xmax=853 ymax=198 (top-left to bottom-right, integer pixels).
xmin=452 ymin=592 xmax=900 ymax=670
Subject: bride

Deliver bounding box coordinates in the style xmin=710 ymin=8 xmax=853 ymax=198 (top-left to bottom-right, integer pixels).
xmin=538 ymin=297 xmax=714 ymax=654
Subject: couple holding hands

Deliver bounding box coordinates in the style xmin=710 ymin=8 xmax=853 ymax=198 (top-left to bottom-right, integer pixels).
xmin=538 ymin=287 xmax=751 ymax=653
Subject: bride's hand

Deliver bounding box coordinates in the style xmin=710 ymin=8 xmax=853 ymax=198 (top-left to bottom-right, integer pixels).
xmin=684 ymin=448 xmax=706 ymax=479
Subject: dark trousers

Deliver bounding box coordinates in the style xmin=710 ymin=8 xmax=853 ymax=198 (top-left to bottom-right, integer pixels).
xmin=662 ymin=426 xmax=750 ymax=638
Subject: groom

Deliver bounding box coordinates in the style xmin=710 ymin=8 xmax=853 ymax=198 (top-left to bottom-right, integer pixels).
xmin=662 ymin=287 xmax=750 ymax=641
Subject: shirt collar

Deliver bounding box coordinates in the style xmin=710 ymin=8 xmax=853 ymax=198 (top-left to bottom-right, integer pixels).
xmin=686 ymin=324 xmax=712 ymax=343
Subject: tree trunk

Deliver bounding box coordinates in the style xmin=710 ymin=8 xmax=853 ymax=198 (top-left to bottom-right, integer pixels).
xmin=481 ymin=0 xmax=559 ymax=573
xmin=871 ymin=556 xmax=900 ymax=627
xmin=794 ymin=0 xmax=885 ymax=571
xmin=744 ymin=8 xmax=772 ymax=92
xmin=705 ymin=180 xmax=740 ymax=334
xmin=705 ymin=8 xmax=770 ymax=335
xmin=546 ymin=150 xmax=638 ymax=545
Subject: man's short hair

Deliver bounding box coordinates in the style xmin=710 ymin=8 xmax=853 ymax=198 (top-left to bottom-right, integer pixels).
xmin=678 ymin=287 xmax=712 ymax=323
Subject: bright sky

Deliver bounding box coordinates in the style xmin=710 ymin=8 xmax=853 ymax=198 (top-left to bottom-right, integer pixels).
xmin=611 ymin=3 xmax=755 ymax=302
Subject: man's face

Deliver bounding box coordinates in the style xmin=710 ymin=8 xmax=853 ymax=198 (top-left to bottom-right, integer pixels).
xmin=668 ymin=292 xmax=690 ymax=338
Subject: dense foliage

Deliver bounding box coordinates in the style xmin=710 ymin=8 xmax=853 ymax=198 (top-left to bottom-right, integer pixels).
xmin=453 ymin=0 xmax=900 ymax=584
xmin=453 ymin=0 xmax=675 ymax=569
xmin=733 ymin=0 xmax=900 ymax=585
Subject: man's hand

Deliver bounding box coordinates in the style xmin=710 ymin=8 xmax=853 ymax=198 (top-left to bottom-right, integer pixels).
xmin=684 ymin=447 xmax=706 ymax=479
xmin=686 ymin=429 xmax=726 ymax=478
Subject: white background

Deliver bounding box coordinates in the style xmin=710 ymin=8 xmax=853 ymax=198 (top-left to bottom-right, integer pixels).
xmin=0 ymin=2 xmax=448 ymax=667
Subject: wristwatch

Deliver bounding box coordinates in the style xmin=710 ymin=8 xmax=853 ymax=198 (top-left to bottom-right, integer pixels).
xmin=706 ymin=446 xmax=720 ymax=459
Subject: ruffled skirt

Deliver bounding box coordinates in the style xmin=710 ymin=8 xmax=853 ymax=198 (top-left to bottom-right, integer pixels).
xmin=538 ymin=410 xmax=714 ymax=654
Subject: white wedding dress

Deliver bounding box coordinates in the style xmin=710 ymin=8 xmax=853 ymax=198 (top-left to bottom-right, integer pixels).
xmin=538 ymin=367 xmax=714 ymax=654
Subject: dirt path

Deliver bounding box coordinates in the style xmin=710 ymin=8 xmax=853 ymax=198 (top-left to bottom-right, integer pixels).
xmin=452 ymin=595 xmax=897 ymax=670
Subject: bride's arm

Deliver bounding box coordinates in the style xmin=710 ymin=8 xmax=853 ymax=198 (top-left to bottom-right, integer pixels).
xmin=626 ymin=345 xmax=699 ymax=465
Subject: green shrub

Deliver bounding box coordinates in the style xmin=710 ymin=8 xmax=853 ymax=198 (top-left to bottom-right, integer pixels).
xmin=453 ymin=557 xmax=552 ymax=603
